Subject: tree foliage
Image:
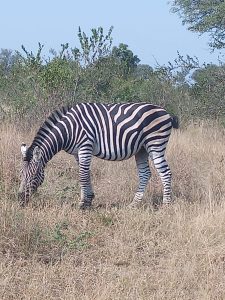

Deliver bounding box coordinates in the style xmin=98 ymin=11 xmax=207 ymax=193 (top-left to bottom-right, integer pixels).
xmin=171 ymin=0 xmax=225 ymax=49
xmin=112 ymin=43 xmax=140 ymax=76
xmin=73 ymin=26 xmax=114 ymax=66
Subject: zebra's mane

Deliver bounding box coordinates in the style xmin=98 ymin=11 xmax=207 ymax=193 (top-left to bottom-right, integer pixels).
xmin=41 ymin=106 xmax=71 ymax=130
xmin=26 ymin=106 xmax=71 ymax=161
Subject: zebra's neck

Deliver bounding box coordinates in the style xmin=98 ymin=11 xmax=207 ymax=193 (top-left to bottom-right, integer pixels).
xmin=28 ymin=107 xmax=75 ymax=167
xmin=28 ymin=132 xmax=63 ymax=167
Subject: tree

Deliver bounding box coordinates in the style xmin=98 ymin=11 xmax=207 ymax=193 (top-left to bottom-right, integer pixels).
xmin=170 ymin=0 xmax=225 ymax=50
xmin=0 ymin=49 xmax=20 ymax=75
xmin=134 ymin=64 xmax=153 ymax=79
xmin=111 ymin=43 xmax=140 ymax=76
xmin=190 ymin=63 xmax=225 ymax=118
xmin=72 ymin=26 xmax=114 ymax=66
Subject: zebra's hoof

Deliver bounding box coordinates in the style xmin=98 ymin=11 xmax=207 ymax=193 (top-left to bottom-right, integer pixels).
xmin=162 ymin=201 xmax=172 ymax=207
xmin=79 ymin=202 xmax=92 ymax=210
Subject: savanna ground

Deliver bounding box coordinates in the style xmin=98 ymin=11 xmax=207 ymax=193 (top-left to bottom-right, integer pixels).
xmin=1 ymin=122 xmax=225 ymax=300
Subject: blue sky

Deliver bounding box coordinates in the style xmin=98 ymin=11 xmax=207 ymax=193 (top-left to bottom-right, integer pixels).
xmin=0 ymin=0 xmax=222 ymax=66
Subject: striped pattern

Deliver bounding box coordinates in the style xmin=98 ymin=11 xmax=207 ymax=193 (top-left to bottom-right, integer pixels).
xmin=18 ymin=103 xmax=178 ymax=208
xmin=19 ymin=144 xmax=45 ymax=206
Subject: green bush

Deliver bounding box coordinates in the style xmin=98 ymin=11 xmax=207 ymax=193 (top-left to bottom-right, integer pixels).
xmin=0 ymin=27 xmax=224 ymax=124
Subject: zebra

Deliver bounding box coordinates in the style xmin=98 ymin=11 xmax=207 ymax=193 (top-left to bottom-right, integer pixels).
xmin=18 ymin=102 xmax=179 ymax=209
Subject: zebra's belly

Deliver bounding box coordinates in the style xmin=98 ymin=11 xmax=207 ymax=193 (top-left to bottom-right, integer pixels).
xmin=92 ymin=143 xmax=142 ymax=161
xmin=93 ymin=152 xmax=135 ymax=161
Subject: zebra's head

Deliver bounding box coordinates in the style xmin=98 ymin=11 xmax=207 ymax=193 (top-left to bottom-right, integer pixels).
xmin=18 ymin=143 xmax=45 ymax=206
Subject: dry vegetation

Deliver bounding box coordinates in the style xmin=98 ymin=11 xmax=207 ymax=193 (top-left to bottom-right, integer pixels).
xmin=1 ymin=122 xmax=225 ymax=299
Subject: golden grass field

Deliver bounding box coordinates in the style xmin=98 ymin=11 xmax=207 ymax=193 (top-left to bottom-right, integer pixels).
xmin=1 ymin=122 xmax=225 ymax=299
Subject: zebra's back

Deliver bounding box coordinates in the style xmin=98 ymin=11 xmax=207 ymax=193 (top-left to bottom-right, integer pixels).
xmin=71 ymin=103 xmax=172 ymax=161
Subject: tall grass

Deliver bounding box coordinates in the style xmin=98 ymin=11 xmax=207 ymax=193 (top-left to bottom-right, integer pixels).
xmin=1 ymin=122 xmax=225 ymax=299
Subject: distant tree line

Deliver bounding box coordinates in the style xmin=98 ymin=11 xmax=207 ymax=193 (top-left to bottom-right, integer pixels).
xmin=0 ymin=12 xmax=225 ymax=125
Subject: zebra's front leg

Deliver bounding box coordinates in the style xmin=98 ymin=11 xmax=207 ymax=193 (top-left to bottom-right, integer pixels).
xmin=78 ymin=148 xmax=95 ymax=210
xmin=129 ymin=148 xmax=151 ymax=208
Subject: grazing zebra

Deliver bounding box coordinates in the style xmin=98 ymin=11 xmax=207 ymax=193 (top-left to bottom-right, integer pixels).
xmin=18 ymin=102 xmax=179 ymax=208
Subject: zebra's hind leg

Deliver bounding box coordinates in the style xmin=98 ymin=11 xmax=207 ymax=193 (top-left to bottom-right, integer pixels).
xmin=150 ymin=150 xmax=172 ymax=205
xmin=129 ymin=148 xmax=151 ymax=208
xmin=77 ymin=148 xmax=95 ymax=210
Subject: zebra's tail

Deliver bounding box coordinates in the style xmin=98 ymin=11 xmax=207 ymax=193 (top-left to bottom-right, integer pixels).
xmin=171 ymin=115 xmax=179 ymax=129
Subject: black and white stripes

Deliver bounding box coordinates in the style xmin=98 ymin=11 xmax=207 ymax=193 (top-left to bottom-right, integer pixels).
xmin=18 ymin=102 xmax=178 ymax=208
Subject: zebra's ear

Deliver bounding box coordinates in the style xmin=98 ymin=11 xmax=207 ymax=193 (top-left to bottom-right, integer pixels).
xmin=21 ymin=143 xmax=27 ymax=159
xmin=33 ymin=146 xmax=42 ymax=162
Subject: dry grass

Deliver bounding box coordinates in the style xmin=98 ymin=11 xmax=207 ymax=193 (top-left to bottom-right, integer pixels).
xmin=1 ymin=122 xmax=225 ymax=299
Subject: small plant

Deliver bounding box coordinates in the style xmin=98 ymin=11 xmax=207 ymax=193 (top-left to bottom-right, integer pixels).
xmin=51 ymin=222 xmax=94 ymax=251
xmin=52 ymin=222 xmax=69 ymax=244
xmin=68 ymin=231 xmax=94 ymax=250
xmin=98 ymin=213 xmax=114 ymax=227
